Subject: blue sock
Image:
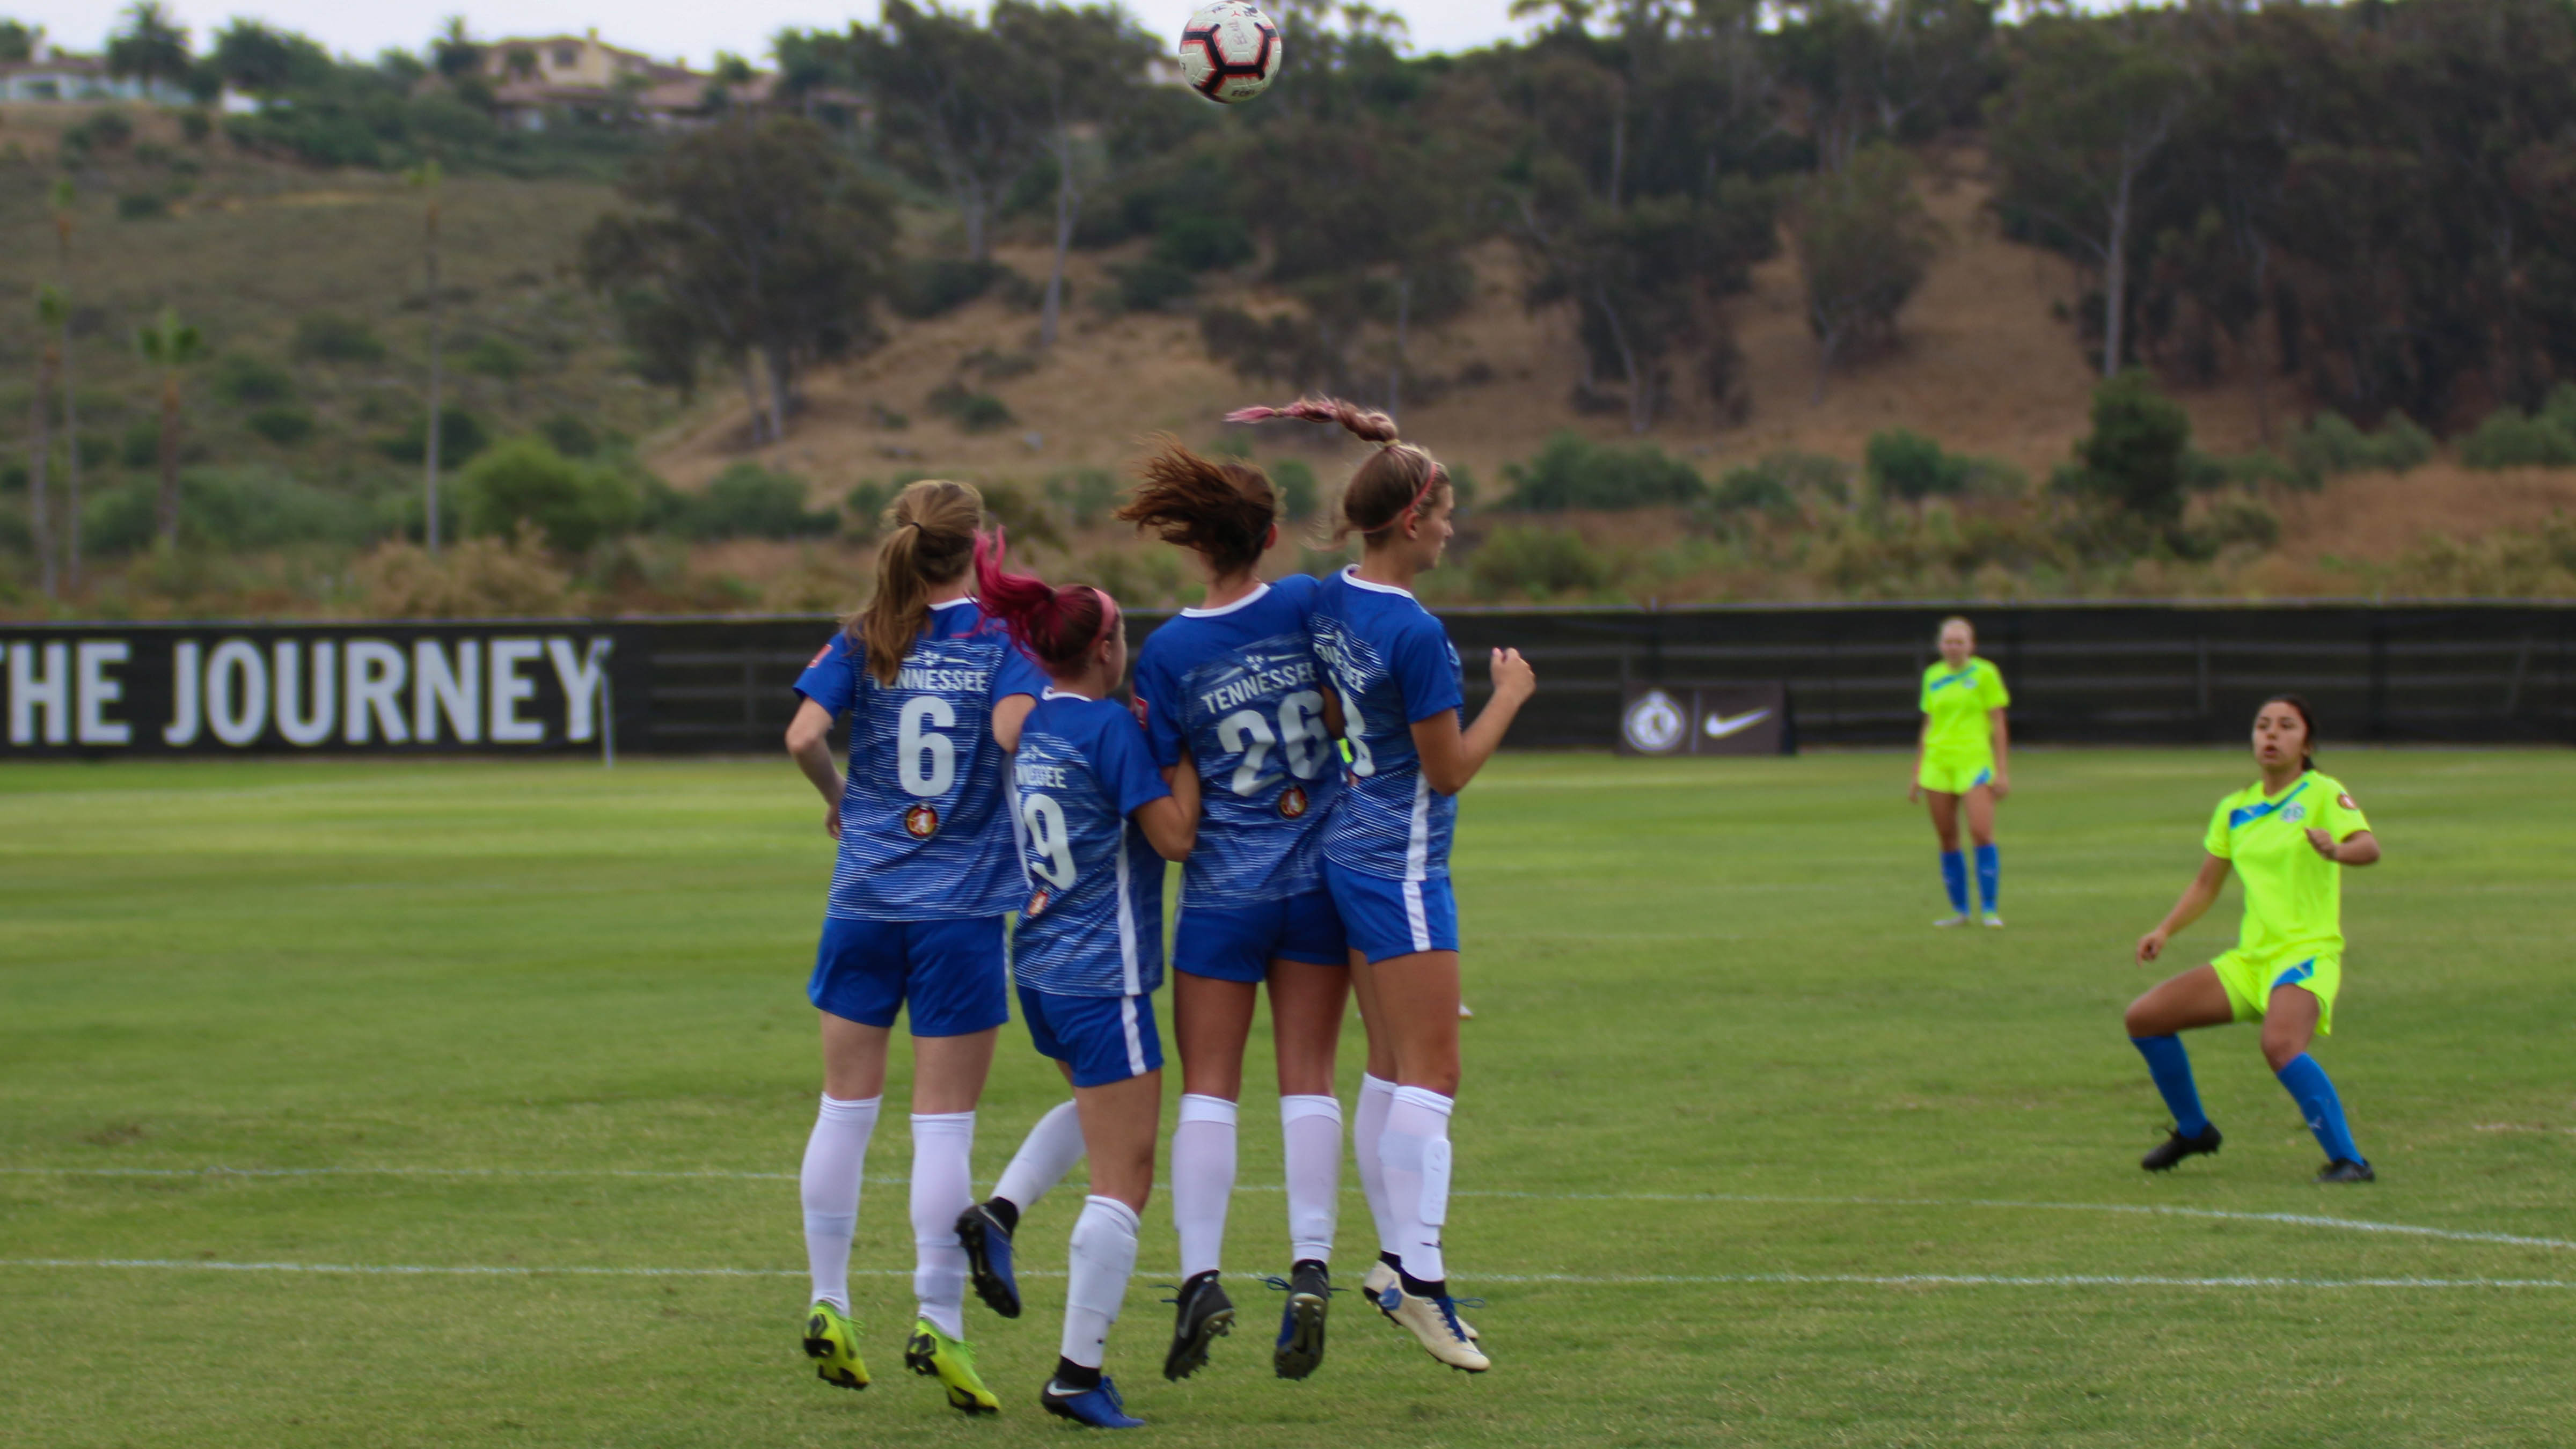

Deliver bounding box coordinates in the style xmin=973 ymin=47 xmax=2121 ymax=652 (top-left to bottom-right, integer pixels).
xmin=2275 ymin=1053 xmax=2363 ymax=1164
xmin=1939 ymin=851 xmax=1968 ymax=913
xmin=2129 ymin=1036 xmax=2210 ymax=1138
xmin=1974 ymin=843 xmax=1999 ymax=913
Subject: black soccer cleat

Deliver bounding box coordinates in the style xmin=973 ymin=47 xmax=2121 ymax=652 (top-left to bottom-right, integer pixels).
xmin=1161 ymin=1270 xmax=1234 ymax=1381
xmin=2140 ymin=1124 xmax=2223 ymax=1172
xmin=1271 ymin=1259 xmax=1333 ymax=1380
xmin=955 ymin=1200 xmax=1021 ymax=1319
xmin=2315 ymin=1158 xmax=2376 ymax=1184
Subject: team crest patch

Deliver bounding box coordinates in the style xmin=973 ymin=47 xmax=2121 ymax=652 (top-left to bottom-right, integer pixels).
xmin=903 ymin=804 xmax=940 ymax=839
xmin=2283 ymin=803 xmax=2307 ymax=824
xmin=1025 ymin=888 xmax=1051 ymax=918
xmin=1278 ymin=784 xmax=1309 ymax=819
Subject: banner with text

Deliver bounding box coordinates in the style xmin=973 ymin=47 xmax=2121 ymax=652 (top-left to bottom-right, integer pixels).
xmin=0 ymin=626 xmax=632 ymax=756
xmin=1618 ymin=682 xmax=1792 ymax=756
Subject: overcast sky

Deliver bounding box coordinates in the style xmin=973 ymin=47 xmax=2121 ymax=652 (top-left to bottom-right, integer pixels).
xmin=20 ymin=0 xmax=1540 ymax=69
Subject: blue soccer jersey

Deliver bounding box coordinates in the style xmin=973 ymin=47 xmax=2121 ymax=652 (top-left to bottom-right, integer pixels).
xmin=1009 ymin=691 xmax=1173 ymax=997
xmin=794 ymin=599 xmax=1050 ymax=920
xmin=1132 ymin=575 xmax=1342 ymax=909
xmin=1307 ymin=568 xmax=1466 ymax=882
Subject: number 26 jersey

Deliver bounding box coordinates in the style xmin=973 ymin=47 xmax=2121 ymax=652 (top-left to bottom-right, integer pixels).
xmin=1132 ymin=575 xmax=1343 ymax=909
xmin=793 ymin=598 xmax=1050 ymax=920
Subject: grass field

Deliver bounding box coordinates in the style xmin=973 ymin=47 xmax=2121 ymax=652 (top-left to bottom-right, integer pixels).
xmin=4 ymin=749 xmax=2573 ymax=1447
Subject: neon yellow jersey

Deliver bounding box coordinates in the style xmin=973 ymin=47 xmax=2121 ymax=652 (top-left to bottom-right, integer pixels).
xmin=1919 ymin=658 xmax=2008 ymax=765
xmin=2202 ymin=770 xmax=2372 ymax=962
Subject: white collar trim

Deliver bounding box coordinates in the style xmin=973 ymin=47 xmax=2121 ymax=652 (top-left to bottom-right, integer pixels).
xmin=1341 ymin=566 xmax=1415 ymax=598
xmin=1182 ymin=582 xmax=1272 ymax=618
xmin=1040 ymin=687 xmax=1091 ymax=701
xmin=928 ymin=596 xmax=975 ymax=611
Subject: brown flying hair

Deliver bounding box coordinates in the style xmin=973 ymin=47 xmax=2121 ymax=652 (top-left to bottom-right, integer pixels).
xmin=1116 ymin=434 xmax=1278 ymax=579
xmin=1224 ymin=396 xmax=1447 ymax=547
xmin=847 ymin=479 xmax=982 ymax=686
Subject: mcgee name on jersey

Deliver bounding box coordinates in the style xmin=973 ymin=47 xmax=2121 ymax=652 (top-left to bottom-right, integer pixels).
xmin=1015 ymin=759 xmax=1075 ymax=789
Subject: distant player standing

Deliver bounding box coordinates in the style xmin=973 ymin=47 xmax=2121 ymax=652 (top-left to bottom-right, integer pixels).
xmin=962 ymin=538 xmax=1196 ymax=1428
xmin=2125 ymin=694 xmax=2382 ymax=1182
xmin=1910 ymin=616 xmax=2010 ymax=927
xmin=1231 ymin=396 xmax=1535 ymax=1373
xmin=1117 ymin=439 xmax=1351 ymax=1381
xmin=781 ymin=481 xmax=1046 ymax=1414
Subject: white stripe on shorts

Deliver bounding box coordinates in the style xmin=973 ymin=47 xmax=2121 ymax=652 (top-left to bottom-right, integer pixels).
xmin=1119 ymin=995 xmax=1146 ymax=1077
xmin=1401 ymin=880 xmax=1431 ymax=953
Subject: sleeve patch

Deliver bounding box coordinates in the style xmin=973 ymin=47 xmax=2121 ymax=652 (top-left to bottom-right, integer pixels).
xmin=2337 ymin=793 xmax=2357 ymax=810
xmin=809 ymin=645 xmax=834 ymax=668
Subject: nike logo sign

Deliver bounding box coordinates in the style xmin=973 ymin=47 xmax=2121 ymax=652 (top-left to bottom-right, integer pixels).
xmin=1703 ymin=708 xmax=1771 ymax=739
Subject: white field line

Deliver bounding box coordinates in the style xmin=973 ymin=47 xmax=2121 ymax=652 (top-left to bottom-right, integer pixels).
xmin=0 ymin=1258 xmax=2569 ymax=1291
xmin=10 ymin=1165 xmax=2572 ymax=1254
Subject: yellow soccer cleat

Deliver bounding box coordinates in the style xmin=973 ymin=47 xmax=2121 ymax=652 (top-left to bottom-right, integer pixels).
xmin=803 ymin=1301 xmax=870 ymax=1391
xmin=904 ymin=1318 xmax=1001 ymax=1415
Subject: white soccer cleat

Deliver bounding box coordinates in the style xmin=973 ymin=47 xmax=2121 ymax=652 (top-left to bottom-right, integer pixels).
xmin=1458 ymin=1001 xmax=1475 ymax=1019
xmin=1933 ymin=913 xmax=1971 ymax=928
xmin=1981 ymin=912 xmax=2005 ymax=928
xmin=1361 ymin=1261 xmax=1480 ymax=1344
xmin=1375 ymin=1279 xmax=1489 ymax=1372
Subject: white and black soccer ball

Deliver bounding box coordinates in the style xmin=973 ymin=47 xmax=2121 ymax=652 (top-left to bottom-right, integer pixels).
xmin=1177 ymin=1 xmax=1282 ymax=105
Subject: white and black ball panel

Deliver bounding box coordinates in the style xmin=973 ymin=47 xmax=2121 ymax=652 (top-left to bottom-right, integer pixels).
xmin=1177 ymin=0 xmax=1281 ymax=104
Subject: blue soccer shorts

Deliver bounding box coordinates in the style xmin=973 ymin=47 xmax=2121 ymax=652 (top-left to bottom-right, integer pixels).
xmin=1018 ymin=985 xmax=1163 ymax=1088
xmin=809 ymin=914 xmax=1011 ymax=1037
xmin=1323 ymin=859 xmax=1459 ymax=964
xmin=1174 ymin=888 xmax=1348 ymax=983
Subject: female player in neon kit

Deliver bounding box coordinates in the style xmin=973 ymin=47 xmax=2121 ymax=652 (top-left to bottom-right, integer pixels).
xmin=781 ymin=480 xmax=1047 ymax=1414
xmin=1909 ymin=615 xmax=2010 ymax=926
xmin=1116 ymin=439 xmax=1351 ymax=1381
xmin=965 ymin=538 xmax=1196 ymax=1427
xmin=2125 ymin=694 xmax=2381 ymax=1182
xmin=1231 ymin=395 xmax=1536 ymax=1373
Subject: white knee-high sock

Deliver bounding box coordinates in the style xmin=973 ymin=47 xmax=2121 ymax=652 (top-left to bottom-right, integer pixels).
xmin=1061 ymin=1195 xmax=1141 ymax=1370
xmin=1279 ymin=1094 xmax=1342 ymax=1265
xmin=1381 ymin=1086 xmax=1454 ymax=1285
xmin=993 ymin=1099 xmax=1087 ymax=1214
xmin=909 ymin=1110 xmax=976 ymax=1338
xmin=800 ymin=1094 xmax=881 ymax=1314
xmin=1353 ymin=1074 xmax=1400 ymax=1258
xmin=1172 ymin=1094 xmax=1239 ymax=1280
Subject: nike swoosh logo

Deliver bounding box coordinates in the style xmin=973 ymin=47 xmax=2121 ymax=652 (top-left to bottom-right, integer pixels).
xmin=1703 ymin=708 xmax=1772 ymax=739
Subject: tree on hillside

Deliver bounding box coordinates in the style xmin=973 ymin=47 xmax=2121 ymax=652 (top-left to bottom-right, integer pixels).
xmin=839 ymin=2 xmax=1034 ymax=262
xmin=1986 ymin=9 xmax=2194 ymax=378
xmin=992 ymin=1 xmax=1157 ymax=350
xmin=1 ymin=20 xmax=40 ymax=62
xmin=210 ymin=19 xmax=334 ymax=98
xmin=105 ymin=2 xmax=192 ymax=93
xmin=49 ymin=180 xmax=84 ymax=590
xmin=1771 ymin=0 xmax=1997 ymax=173
xmin=581 ymin=117 xmax=898 ymax=445
xmin=411 ymin=162 xmax=448 ymax=553
xmin=28 ymin=287 xmax=64 ymax=598
xmin=135 ymin=309 xmax=206 ymax=548
xmin=430 ymin=17 xmax=481 ymax=79
xmin=1796 ymin=141 xmax=1940 ymax=400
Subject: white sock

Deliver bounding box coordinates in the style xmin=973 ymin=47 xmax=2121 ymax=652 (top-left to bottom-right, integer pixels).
xmin=1353 ymin=1074 xmax=1400 ymax=1258
xmin=909 ymin=1110 xmax=976 ymax=1339
xmin=993 ymin=1100 xmax=1087 ymax=1216
xmin=1060 ymin=1195 xmax=1141 ymax=1370
xmin=799 ymin=1094 xmax=881 ymax=1314
xmin=1172 ymin=1094 xmax=1239 ymax=1280
xmin=1381 ymin=1086 xmax=1454 ymax=1285
xmin=1279 ymin=1094 xmax=1343 ymax=1265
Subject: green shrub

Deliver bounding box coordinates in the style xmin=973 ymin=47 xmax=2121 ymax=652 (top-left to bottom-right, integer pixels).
xmin=1865 ymin=428 xmax=1970 ymax=502
xmin=2282 ymin=411 xmax=2436 ymax=485
xmin=79 ymin=109 xmax=136 ymax=149
xmin=179 ymin=108 xmax=214 ymax=143
xmin=458 ymin=437 xmax=636 ymax=553
xmin=1709 ymin=466 xmax=1796 ymax=514
xmin=1269 ymin=458 xmax=1319 ymax=520
xmin=1151 ymin=212 xmax=1255 ymax=273
xmin=1716 ymin=451 xmax=1850 ymax=510
xmin=2192 ymin=493 xmax=2281 ymax=553
xmin=294 ymin=313 xmax=387 ymax=364
xmin=1501 ymin=431 xmax=1706 ymax=510
xmin=538 ymin=413 xmax=601 ymax=458
xmin=84 ymin=467 xmax=381 ymax=552
xmin=463 ymin=338 xmax=529 ymax=383
xmin=928 ymin=383 xmax=1014 ymax=434
xmin=378 ymin=408 xmax=491 ymax=465
xmin=116 ymin=191 xmax=170 ymax=221
xmin=1470 ymin=525 xmax=1609 ymax=599
xmin=2459 ymin=407 xmax=2576 ymax=469
xmin=673 ymin=463 xmax=838 ymax=541
xmin=213 ymin=354 xmax=296 ymax=407
xmin=245 ymin=407 xmax=316 ymax=445
xmin=121 ymin=420 xmax=162 ymax=469
xmin=889 ymin=258 xmax=1009 ymax=320
xmin=1112 ymin=258 xmax=1197 ymax=313
xmin=1045 ymin=468 xmax=1121 ymax=526
xmin=2056 ymin=370 xmax=2192 ymax=522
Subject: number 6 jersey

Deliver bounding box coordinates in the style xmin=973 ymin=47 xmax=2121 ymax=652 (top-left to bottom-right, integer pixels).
xmin=1132 ymin=575 xmax=1343 ymax=909
xmin=793 ymin=598 xmax=1050 ymax=920
xmin=1009 ymin=690 xmax=1174 ymax=995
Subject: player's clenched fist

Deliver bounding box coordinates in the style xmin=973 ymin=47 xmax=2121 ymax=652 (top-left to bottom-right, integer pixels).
xmin=1490 ymin=647 xmax=1535 ymax=702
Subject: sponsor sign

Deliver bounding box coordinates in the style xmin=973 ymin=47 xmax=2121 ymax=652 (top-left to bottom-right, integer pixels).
xmin=1617 ymin=681 xmax=1791 ymax=757
xmin=0 ymin=625 xmax=627 ymax=756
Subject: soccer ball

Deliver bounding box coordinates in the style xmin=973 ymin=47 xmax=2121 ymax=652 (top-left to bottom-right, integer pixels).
xmin=1177 ymin=1 xmax=1282 ymax=104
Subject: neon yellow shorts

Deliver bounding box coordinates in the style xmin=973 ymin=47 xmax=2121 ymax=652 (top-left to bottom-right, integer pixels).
xmin=2212 ymin=949 xmax=2340 ymax=1035
xmin=1917 ymin=758 xmax=1995 ymax=795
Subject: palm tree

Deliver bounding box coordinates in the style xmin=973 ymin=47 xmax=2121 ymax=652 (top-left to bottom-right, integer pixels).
xmin=28 ymin=287 xmax=65 ymax=598
xmin=408 ymin=161 xmax=447 ymax=553
xmin=105 ymin=1 xmax=193 ymax=96
xmin=49 ymin=180 xmax=83 ymax=591
xmin=135 ymin=309 xmax=206 ymax=548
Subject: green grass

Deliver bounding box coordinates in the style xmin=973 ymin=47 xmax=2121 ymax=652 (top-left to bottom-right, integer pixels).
xmin=4 ymin=750 xmax=2573 ymax=1447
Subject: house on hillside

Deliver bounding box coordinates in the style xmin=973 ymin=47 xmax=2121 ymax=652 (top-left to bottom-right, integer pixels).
xmin=473 ymin=30 xmax=845 ymax=130
xmin=0 ymin=40 xmax=194 ymax=105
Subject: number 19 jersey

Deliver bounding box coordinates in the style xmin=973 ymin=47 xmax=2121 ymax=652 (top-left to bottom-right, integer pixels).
xmin=793 ymin=598 xmax=1050 ymax=920
xmin=1009 ymin=691 xmax=1173 ymax=996
xmin=1132 ymin=575 xmax=1342 ymax=909
xmin=1306 ymin=568 xmax=1465 ymax=882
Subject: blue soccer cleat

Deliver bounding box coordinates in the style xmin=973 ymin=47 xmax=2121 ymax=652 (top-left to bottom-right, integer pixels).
xmin=954 ymin=1199 xmax=1021 ymax=1319
xmin=1041 ymin=1374 xmax=1145 ymax=1429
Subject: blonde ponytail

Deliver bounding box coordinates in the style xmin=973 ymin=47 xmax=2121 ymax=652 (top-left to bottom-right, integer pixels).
xmin=851 ymin=479 xmax=982 ymax=685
